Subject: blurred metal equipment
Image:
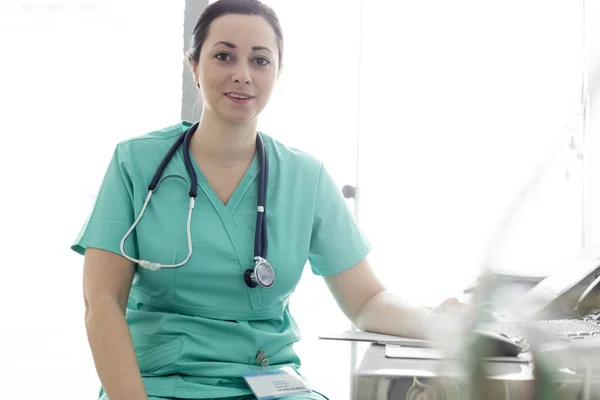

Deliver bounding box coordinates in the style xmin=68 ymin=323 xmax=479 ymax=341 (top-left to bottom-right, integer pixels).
xmin=352 ymin=344 xmax=535 ymax=400
xmin=351 ymin=246 xmax=600 ymax=399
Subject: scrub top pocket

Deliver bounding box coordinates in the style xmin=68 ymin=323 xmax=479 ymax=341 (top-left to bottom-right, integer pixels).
xmin=134 ymin=334 xmax=185 ymax=376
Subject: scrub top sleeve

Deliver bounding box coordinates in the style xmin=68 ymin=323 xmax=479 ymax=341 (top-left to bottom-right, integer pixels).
xmin=308 ymin=163 xmax=371 ymax=276
xmin=71 ymin=144 xmax=138 ymax=259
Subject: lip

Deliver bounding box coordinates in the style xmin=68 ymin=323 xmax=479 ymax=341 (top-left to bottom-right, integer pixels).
xmin=224 ymin=92 xmax=255 ymax=104
xmin=225 ymin=91 xmax=255 ymax=98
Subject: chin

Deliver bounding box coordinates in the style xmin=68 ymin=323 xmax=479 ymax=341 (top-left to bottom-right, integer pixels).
xmin=204 ymin=102 xmax=261 ymax=125
xmin=222 ymin=111 xmax=259 ymax=125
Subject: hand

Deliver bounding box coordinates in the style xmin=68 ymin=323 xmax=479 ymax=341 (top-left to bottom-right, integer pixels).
xmin=432 ymin=297 xmax=466 ymax=315
xmin=424 ymin=298 xmax=469 ymax=348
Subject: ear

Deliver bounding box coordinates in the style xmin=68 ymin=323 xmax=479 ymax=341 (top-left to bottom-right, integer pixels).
xmin=190 ymin=61 xmax=200 ymax=88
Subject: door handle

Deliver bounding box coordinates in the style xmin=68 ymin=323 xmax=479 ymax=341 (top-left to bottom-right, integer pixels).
xmin=342 ymin=185 xmax=356 ymax=199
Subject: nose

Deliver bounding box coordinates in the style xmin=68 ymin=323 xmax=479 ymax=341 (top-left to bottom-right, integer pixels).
xmin=232 ymin=64 xmax=251 ymax=85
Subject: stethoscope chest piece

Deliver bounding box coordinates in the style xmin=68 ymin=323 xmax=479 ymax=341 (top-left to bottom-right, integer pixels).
xmin=245 ymin=257 xmax=275 ymax=288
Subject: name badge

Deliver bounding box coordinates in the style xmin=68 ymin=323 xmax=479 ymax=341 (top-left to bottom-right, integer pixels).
xmin=243 ymin=366 xmax=312 ymax=399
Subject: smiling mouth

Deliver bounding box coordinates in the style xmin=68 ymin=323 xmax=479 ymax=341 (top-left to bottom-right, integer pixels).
xmin=225 ymin=92 xmax=255 ymax=100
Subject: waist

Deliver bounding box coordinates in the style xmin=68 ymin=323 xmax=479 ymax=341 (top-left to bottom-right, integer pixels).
xmin=128 ymin=287 xmax=290 ymax=321
xmin=125 ymin=306 xmax=302 ymax=375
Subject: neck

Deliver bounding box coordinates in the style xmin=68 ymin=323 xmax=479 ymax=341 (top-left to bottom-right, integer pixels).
xmin=191 ymin=110 xmax=258 ymax=165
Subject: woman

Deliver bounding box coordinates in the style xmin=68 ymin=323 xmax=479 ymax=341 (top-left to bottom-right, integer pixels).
xmin=73 ymin=1 xmax=458 ymax=399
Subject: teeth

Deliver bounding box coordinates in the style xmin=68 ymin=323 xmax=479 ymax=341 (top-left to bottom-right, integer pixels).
xmin=228 ymin=93 xmax=250 ymax=99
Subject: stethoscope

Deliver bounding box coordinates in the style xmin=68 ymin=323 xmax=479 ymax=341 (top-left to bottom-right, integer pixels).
xmin=119 ymin=122 xmax=275 ymax=289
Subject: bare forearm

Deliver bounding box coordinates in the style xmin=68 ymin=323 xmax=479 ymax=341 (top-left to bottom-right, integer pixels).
xmin=354 ymin=290 xmax=430 ymax=339
xmin=85 ymin=299 xmax=147 ymax=400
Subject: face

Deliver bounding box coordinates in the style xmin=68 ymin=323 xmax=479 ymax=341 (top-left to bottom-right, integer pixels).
xmin=193 ymin=14 xmax=280 ymax=125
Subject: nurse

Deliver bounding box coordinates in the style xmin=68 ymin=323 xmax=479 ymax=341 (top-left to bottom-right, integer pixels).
xmin=72 ymin=1 xmax=460 ymax=399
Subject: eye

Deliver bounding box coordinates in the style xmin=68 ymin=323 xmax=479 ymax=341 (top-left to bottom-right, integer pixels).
xmin=254 ymin=57 xmax=270 ymax=66
xmin=215 ymin=52 xmax=232 ymax=61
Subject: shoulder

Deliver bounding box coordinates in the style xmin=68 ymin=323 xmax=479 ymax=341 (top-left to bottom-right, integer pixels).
xmin=114 ymin=121 xmax=189 ymax=161
xmin=260 ymin=133 xmax=324 ymax=177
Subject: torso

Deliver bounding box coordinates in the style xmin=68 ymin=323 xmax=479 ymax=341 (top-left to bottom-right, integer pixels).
xmin=96 ymin=121 xmax=369 ymax=398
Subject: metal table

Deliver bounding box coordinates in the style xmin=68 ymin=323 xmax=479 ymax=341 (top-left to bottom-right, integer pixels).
xmin=352 ymin=344 xmax=537 ymax=399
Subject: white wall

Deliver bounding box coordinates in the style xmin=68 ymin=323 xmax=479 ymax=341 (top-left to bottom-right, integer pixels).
xmin=0 ymin=2 xmax=185 ymax=398
xmin=585 ymin=0 xmax=600 ymax=247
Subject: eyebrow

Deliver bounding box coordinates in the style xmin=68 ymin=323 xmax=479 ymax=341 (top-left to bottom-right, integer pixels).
xmin=213 ymin=41 xmax=273 ymax=54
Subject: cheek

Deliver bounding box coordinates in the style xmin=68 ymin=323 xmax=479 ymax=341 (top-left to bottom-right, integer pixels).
xmin=201 ymin=74 xmax=217 ymax=93
xmin=198 ymin=65 xmax=221 ymax=94
xmin=257 ymin=74 xmax=277 ymax=98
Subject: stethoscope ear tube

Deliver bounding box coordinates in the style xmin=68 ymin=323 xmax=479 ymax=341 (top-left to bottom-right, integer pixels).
xmin=261 ymin=135 xmax=269 ymax=257
xmin=120 ymin=191 xmax=195 ymax=271
xmin=182 ymin=123 xmax=199 ymax=198
xmin=254 ymin=134 xmax=268 ymax=259
xmin=149 ymin=131 xmax=186 ymax=191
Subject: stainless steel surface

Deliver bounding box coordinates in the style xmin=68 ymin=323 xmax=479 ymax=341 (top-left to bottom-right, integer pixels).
xmin=353 ymin=345 xmax=536 ymax=400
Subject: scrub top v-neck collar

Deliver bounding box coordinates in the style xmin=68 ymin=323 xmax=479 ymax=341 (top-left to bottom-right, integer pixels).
xmin=175 ymin=130 xmax=261 ymax=216
xmin=191 ymin=152 xmax=260 ymax=216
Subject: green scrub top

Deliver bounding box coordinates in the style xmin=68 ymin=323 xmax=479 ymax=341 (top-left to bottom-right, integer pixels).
xmin=72 ymin=121 xmax=371 ymax=399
